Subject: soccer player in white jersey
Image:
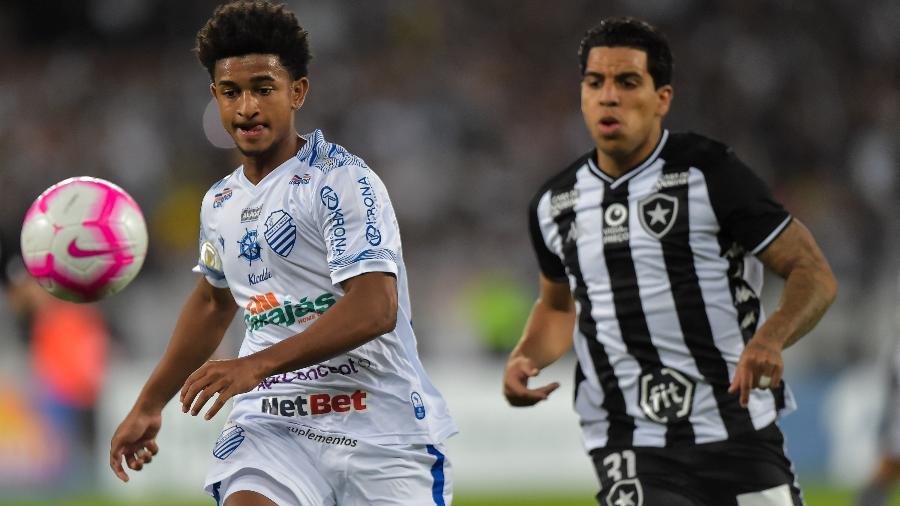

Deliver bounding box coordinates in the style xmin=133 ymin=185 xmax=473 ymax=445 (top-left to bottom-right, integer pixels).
xmin=109 ymin=2 xmax=456 ymax=505
xmin=503 ymin=17 xmax=837 ymax=505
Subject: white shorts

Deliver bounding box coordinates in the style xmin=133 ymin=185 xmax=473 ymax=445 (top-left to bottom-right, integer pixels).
xmin=203 ymin=419 xmax=452 ymax=506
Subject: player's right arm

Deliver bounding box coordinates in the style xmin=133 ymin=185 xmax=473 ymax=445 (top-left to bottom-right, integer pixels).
xmin=109 ymin=276 xmax=236 ymax=482
xmin=503 ymin=273 xmax=576 ymax=407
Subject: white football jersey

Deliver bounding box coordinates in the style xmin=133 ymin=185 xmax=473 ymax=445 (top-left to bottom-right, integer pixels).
xmin=194 ymin=129 xmax=456 ymax=445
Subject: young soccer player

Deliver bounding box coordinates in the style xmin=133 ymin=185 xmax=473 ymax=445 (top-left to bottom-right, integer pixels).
xmin=504 ymin=17 xmax=837 ymax=505
xmin=109 ymin=2 xmax=456 ymax=504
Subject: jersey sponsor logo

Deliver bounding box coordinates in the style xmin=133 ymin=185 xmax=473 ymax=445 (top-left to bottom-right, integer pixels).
xmin=213 ymin=188 xmax=233 ymax=208
xmin=638 ymin=193 xmax=678 ymax=239
xmin=264 ymin=210 xmax=297 ymax=256
xmin=603 ymin=203 xmax=630 ymax=244
xmin=357 ymin=176 xmax=382 ymax=246
xmin=605 ymin=203 xmax=628 ymax=226
xmin=248 ymin=267 xmax=272 ymax=285
xmin=212 ymin=424 xmax=245 ymax=460
xmin=260 ymin=390 xmax=368 ymax=418
xmin=256 ymin=357 xmax=373 ymax=390
xmin=287 ymin=425 xmax=358 ymax=447
xmin=638 ymin=368 xmax=695 ymax=424
xmin=240 ymin=205 xmax=263 ymax=223
xmin=236 ymin=228 xmax=262 ymax=265
xmin=550 ymin=188 xmax=579 ymax=217
xmin=655 ymin=170 xmax=689 ymax=190
xmin=321 ymin=186 xmax=347 ymax=255
xmin=289 ymin=173 xmax=311 ymax=185
xmin=327 ymin=208 xmax=348 ymax=256
xmin=320 ymin=187 xmax=347 ymax=257
xmin=411 ymin=391 xmax=426 ymax=420
xmin=605 ymin=479 xmax=643 ymax=506
xmin=365 ymin=225 xmax=382 ymax=246
xmin=320 ymin=186 xmax=339 ymax=210
xmin=244 ymin=291 xmax=336 ymax=331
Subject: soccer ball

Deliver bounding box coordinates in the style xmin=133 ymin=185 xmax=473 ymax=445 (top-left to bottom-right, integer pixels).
xmin=20 ymin=177 xmax=148 ymax=302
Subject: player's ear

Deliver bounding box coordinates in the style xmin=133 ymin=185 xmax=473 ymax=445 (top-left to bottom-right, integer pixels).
xmin=291 ymin=77 xmax=309 ymax=111
xmin=210 ymin=82 xmax=218 ymax=99
xmin=656 ymin=84 xmax=673 ymax=117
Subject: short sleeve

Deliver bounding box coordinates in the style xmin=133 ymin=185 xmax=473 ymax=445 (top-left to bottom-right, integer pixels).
xmin=529 ymin=190 xmax=567 ymax=281
xmin=704 ymin=150 xmax=791 ymax=255
xmin=192 ymin=202 xmax=229 ymax=288
xmin=313 ymin=165 xmax=400 ymax=285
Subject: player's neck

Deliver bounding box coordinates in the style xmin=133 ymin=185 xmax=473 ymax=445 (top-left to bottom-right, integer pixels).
xmin=242 ymin=134 xmax=305 ymax=185
xmin=596 ymin=127 xmax=662 ymax=180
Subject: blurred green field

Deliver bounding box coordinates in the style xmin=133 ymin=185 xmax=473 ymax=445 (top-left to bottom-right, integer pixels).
xmin=0 ymin=486 xmax=897 ymax=506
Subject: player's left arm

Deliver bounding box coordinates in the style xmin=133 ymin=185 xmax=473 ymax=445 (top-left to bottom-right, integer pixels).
xmin=728 ymin=218 xmax=837 ymax=406
xmin=180 ymin=271 xmax=396 ymax=419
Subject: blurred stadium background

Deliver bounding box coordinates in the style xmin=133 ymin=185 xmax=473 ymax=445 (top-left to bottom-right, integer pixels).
xmin=0 ymin=0 xmax=898 ymax=504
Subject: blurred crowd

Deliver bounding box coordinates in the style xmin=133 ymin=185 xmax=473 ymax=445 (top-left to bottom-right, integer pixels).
xmin=0 ymin=0 xmax=898 ymax=491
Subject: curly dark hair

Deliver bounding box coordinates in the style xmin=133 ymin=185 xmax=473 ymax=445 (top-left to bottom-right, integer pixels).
xmin=578 ymin=17 xmax=673 ymax=88
xmin=195 ymin=0 xmax=312 ymax=81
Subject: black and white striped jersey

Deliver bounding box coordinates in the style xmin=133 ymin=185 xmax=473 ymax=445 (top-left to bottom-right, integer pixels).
xmin=529 ymin=130 xmax=795 ymax=450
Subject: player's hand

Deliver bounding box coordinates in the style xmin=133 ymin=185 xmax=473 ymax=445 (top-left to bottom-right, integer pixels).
xmin=109 ymin=408 xmax=162 ymax=482
xmin=180 ymin=357 xmax=264 ymax=420
xmin=503 ymin=356 xmax=560 ymax=407
xmin=728 ymin=334 xmax=784 ymax=408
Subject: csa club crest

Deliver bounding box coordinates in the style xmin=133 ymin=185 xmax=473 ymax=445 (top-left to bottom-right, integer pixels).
xmin=212 ymin=424 xmax=245 ymax=460
xmin=264 ymin=210 xmax=297 ymax=257
xmin=638 ymin=193 xmax=678 ymax=239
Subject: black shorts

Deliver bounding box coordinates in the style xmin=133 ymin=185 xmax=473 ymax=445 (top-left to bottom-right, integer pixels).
xmin=589 ymin=424 xmax=804 ymax=506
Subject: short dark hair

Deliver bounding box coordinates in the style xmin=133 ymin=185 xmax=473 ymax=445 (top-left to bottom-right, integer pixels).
xmin=195 ymin=0 xmax=312 ymax=81
xmin=578 ymin=17 xmax=673 ymax=88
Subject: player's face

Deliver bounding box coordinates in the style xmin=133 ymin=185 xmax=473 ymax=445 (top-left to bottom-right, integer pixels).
xmin=581 ymin=47 xmax=672 ymax=165
xmin=211 ymin=54 xmax=308 ymax=159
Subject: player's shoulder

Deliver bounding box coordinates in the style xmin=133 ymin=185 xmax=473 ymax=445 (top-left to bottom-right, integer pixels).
xmin=530 ymin=150 xmax=593 ymax=210
xmin=299 ymin=129 xmax=372 ymax=178
xmin=201 ymin=167 xmax=242 ymax=210
xmin=661 ymin=131 xmax=740 ymax=171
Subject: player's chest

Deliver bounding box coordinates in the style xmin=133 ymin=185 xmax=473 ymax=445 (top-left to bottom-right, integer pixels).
xmin=558 ymin=175 xmax=717 ymax=258
xmin=211 ymin=187 xmax=305 ymax=272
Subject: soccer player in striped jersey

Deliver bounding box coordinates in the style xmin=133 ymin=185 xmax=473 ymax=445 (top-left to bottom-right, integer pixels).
xmin=108 ymin=2 xmax=455 ymax=505
xmin=503 ymin=17 xmax=837 ymax=506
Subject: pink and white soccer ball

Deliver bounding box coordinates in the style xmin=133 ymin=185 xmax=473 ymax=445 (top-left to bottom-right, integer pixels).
xmin=20 ymin=177 xmax=148 ymax=302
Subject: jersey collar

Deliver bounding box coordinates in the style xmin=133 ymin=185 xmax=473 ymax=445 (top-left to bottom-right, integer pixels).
xmin=295 ymin=129 xmax=325 ymax=164
xmin=588 ymin=129 xmax=669 ymax=189
xmin=237 ymin=149 xmax=302 ymax=191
